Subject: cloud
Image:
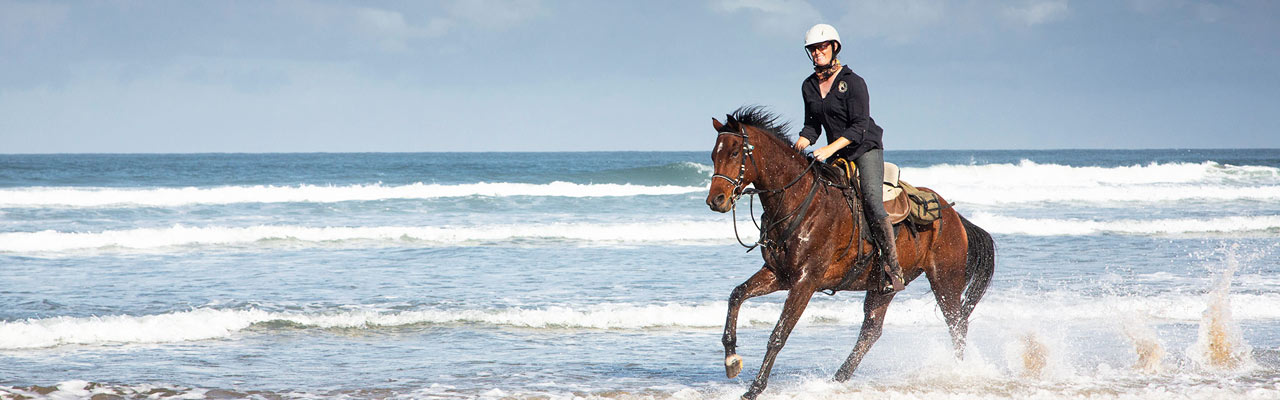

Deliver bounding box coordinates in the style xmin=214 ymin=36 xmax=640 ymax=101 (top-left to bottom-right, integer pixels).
xmin=1127 ymin=0 xmax=1180 ymax=14
xmin=709 ymin=0 xmax=822 ymax=37
xmin=285 ymin=2 xmax=429 ymax=53
xmin=1126 ymin=0 xmax=1236 ymax=23
xmin=1192 ymin=3 xmax=1226 ymax=23
xmin=445 ymin=0 xmax=546 ymax=31
xmin=1001 ymin=0 xmax=1070 ymax=26
xmin=0 ymin=0 xmax=69 ymax=46
xmin=286 ymin=1 xmax=546 ymax=53
xmin=713 ymin=0 xmax=1075 ymax=44
xmin=840 ymin=0 xmax=947 ymax=42
xmin=350 ymin=7 xmax=426 ymax=52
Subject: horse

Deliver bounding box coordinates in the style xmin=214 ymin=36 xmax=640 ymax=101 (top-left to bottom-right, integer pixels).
xmin=705 ymin=106 xmax=996 ymax=400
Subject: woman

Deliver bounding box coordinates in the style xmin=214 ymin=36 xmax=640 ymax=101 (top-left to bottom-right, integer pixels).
xmin=793 ymin=23 xmax=904 ymax=292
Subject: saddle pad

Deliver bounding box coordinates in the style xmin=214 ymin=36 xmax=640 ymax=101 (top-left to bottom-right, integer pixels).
xmin=834 ymin=159 xmax=903 ymax=201
xmin=881 ymin=162 xmax=903 ymax=200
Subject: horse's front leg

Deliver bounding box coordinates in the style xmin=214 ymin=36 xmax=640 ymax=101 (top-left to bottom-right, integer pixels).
xmin=741 ymin=279 xmax=817 ymax=400
xmin=834 ymin=288 xmax=896 ymax=381
xmin=724 ymin=266 xmax=781 ymax=379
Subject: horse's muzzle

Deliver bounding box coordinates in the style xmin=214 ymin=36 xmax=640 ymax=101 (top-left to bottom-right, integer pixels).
xmin=707 ymin=192 xmax=731 ymax=213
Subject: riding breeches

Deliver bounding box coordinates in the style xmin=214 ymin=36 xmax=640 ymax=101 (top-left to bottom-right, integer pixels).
xmin=852 ymin=148 xmax=888 ymax=220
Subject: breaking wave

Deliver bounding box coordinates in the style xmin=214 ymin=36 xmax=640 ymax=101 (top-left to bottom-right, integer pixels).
xmin=5 ymin=211 xmax=1279 ymax=253
xmin=2 ymin=161 xmax=1276 ymax=209
xmin=900 ymin=160 xmax=1280 ymax=205
xmin=0 ymin=182 xmax=706 ymax=208
xmin=6 ymin=292 xmax=1280 ymax=350
xmin=967 ymin=212 xmax=1280 ymax=236
xmin=0 ymin=221 xmax=740 ymax=252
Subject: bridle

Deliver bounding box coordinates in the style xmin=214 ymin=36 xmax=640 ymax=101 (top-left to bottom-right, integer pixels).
xmin=711 ymin=127 xmax=758 ymax=206
xmin=711 ymin=125 xmax=822 ymax=251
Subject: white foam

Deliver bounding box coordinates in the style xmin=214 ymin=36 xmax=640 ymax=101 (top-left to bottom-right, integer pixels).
xmin=0 ymin=221 xmax=747 ymax=252
xmin=3 ymin=161 xmax=1277 ymax=209
xmin=901 ymin=161 xmax=1280 ymax=205
xmin=0 ymin=308 xmax=270 ymax=349
xmin=0 ymin=182 xmax=705 ymax=208
xmin=914 ymin=160 xmax=1280 ymax=185
xmin=6 ymin=291 xmax=1280 ymax=350
xmin=967 ymin=212 xmax=1280 ymax=236
xmin=691 ymin=374 xmax=1278 ymax=400
xmin=6 ymin=209 xmax=1275 ymax=253
xmin=0 ymin=381 xmax=210 ymax=400
xmin=684 ymin=161 xmax=716 ymax=177
xmin=6 ymin=373 xmax=1274 ymax=400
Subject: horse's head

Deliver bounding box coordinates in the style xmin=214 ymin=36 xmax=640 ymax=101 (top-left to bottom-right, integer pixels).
xmin=706 ymin=114 xmax=759 ymax=213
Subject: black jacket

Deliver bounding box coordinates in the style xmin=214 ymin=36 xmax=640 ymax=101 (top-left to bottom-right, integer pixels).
xmin=799 ymin=66 xmax=884 ymax=160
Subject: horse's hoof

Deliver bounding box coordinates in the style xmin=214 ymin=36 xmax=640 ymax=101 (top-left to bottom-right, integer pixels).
xmin=725 ymin=354 xmax=743 ymax=378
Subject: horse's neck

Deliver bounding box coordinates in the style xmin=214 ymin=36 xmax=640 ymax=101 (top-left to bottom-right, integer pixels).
xmin=751 ymin=137 xmax=816 ymax=211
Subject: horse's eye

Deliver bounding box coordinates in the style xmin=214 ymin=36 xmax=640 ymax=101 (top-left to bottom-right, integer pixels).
xmin=730 ymin=150 xmax=740 ymax=158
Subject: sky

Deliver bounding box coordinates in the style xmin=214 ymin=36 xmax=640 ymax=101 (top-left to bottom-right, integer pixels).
xmin=1 ymin=0 xmax=1278 ymax=153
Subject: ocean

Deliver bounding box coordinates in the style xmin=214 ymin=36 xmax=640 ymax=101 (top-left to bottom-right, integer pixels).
xmin=1 ymin=149 xmax=1278 ymax=399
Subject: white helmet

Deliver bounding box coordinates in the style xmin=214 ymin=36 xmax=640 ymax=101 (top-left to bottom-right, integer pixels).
xmin=804 ymin=23 xmax=841 ymax=54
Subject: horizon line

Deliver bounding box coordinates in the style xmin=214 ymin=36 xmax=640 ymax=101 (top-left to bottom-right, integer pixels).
xmin=4 ymin=147 xmax=1279 ymax=156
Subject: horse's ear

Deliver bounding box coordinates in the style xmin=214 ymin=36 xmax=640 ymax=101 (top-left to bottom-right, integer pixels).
xmin=725 ymin=114 xmax=738 ymax=130
xmin=712 ymin=118 xmax=724 ymax=131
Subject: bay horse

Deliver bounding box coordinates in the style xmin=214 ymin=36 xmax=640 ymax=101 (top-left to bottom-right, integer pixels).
xmin=706 ymin=107 xmax=995 ymax=400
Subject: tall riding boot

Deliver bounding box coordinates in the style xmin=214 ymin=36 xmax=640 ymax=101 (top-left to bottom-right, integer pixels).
xmin=871 ymin=216 xmax=906 ymax=292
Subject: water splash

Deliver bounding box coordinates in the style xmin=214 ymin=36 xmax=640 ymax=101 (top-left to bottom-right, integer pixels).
xmin=1121 ymin=317 xmax=1166 ymax=373
xmin=1019 ymin=333 xmax=1049 ymax=378
xmin=1187 ymin=243 xmax=1257 ymax=372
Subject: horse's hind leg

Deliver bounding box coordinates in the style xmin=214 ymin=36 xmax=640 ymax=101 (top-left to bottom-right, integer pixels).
xmin=834 ymin=289 xmax=896 ymax=381
xmin=723 ymin=266 xmax=780 ymax=379
xmin=930 ymin=266 xmax=969 ymax=359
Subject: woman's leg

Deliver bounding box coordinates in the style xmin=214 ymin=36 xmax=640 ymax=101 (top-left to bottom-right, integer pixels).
xmin=855 ymin=149 xmax=887 ymax=219
xmin=855 ymin=149 xmax=904 ymax=292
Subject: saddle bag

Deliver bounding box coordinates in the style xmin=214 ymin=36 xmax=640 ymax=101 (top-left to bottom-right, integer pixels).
xmin=899 ymin=180 xmax=947 ymax=225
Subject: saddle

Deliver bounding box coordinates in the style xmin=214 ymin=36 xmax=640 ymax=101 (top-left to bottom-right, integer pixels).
xmin=829 ymin=158 xmax=950 ymax=226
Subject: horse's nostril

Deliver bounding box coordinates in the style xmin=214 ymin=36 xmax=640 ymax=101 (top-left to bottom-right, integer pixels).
xmin=714 ymin=194 xmax=726 ymax=207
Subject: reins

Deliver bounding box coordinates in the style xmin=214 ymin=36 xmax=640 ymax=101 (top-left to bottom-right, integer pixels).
xmin=715 ymin=127 xmax=833 ymax=252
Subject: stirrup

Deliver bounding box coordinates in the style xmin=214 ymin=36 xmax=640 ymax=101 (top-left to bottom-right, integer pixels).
xmin=880 ymin=269 xmax=905 ymax=293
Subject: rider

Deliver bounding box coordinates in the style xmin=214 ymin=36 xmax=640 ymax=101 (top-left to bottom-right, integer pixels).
xmin=793 ymin=23 xmax=905 ymax=293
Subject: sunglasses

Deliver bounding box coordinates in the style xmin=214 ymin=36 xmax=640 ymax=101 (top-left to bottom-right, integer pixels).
xmin=806 ymin=42 xmax=833 ymax=53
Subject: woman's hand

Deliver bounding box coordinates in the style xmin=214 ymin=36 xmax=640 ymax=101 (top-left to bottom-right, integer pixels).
xmin=813 ymin=137 xmax=852 ymax=162
xmin=794 ymin=137 xmax=811 ymax=152
xmin=813 ymin=145 xmax=837 ymax=161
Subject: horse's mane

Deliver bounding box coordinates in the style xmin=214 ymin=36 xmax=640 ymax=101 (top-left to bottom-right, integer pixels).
xmin=730 ymin=106 xmax=793 ymax=147
xmin=728 ymin=105 xmax=845 ymax=181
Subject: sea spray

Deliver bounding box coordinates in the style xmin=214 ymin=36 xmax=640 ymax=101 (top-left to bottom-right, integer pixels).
xmin=1187 ymin=244 xmax=1257 ymax=372
xmin=1121 ymin=317 xmax=1166 ymax=373
xmin=1001 ymin=330 xmax=1075 ymax=381
xmin=1018 ymin=333 xmax=1049 ymax=378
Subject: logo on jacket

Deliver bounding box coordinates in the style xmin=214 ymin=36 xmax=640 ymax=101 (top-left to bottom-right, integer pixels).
xmin=837 ymin=81 xmax=848 ymax=93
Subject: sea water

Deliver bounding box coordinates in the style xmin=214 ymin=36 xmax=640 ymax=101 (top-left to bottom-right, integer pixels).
xmin=1 ymin=150 xmax=1278 ymax=399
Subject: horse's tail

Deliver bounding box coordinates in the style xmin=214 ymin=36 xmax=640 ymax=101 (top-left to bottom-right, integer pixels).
xmin=958 ymin=214 xmax=995 ymax=321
